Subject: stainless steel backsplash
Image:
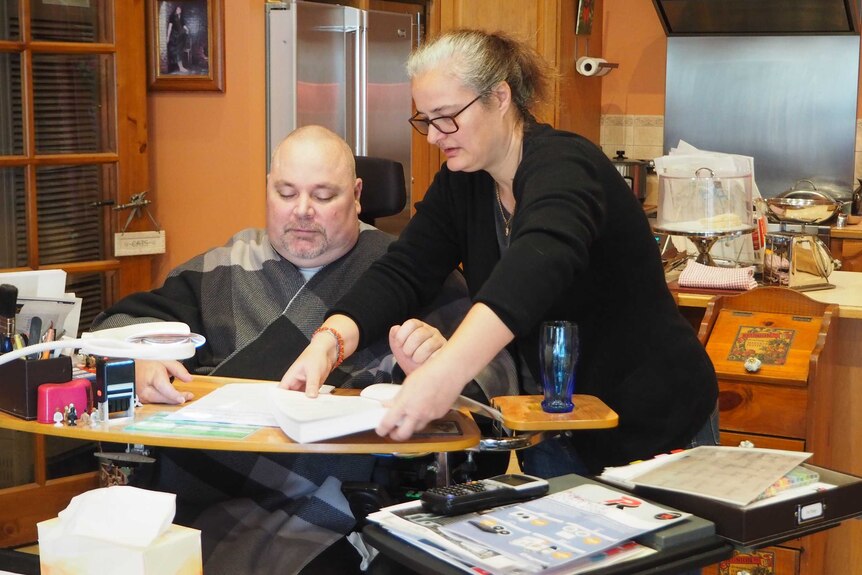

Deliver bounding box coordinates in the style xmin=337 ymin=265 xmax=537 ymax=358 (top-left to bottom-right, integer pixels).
xmin=663 ymin=36 xmax=859 ymax=198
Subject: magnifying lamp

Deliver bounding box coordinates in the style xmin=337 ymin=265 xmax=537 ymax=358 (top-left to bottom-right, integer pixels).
xmin=0 ymin=322 xmax=206 ymax=365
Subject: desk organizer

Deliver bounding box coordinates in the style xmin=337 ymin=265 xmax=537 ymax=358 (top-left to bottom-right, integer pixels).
xmin=0 ymin=356 xmax=72 ymax=420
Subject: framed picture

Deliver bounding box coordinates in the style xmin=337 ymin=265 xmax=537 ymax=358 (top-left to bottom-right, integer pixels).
xmin=146 ymin=0 xmax=225 ymax=92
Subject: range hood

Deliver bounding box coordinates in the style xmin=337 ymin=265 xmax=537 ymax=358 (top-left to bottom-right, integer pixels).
xmin=653 ymin=0 xmax=860 ymax=35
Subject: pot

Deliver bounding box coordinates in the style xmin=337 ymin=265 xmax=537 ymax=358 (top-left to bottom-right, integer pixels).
xmin=765 ymin=179 xmax=840 ymax=224
xmin=611 ymin=150 xmax=649 ymax=203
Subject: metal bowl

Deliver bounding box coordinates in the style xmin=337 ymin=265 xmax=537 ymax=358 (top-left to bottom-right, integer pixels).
xmin=766 ymin=187 xmax=840 ymax=224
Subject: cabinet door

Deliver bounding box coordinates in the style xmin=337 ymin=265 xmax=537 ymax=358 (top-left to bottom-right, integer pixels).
xmin=717 ymin=380 xmax=809 ymax=439
xmin=830 ymin=237 xmax=862 ymax=272
xmin=437 ymin=0 xmax=560 ymax=124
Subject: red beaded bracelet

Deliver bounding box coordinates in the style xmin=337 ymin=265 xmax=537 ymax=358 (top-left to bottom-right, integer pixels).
xmin=312 ymin=326 xmax=345 ymax=369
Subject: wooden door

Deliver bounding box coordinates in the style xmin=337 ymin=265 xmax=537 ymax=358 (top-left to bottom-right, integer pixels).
xmin=0 ymin=0 xmax=152 ymax=329
xmin=0 ymin=0 xmax=150 ymax=547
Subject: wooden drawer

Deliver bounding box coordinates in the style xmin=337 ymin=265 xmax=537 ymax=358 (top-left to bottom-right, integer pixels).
xmin=829 ymin=236 xmax=862 ymax=272
xmin=717 ymin=380 xmax=808 ymax=438
xmin=720 ymin=430 xmax=806 ymax=452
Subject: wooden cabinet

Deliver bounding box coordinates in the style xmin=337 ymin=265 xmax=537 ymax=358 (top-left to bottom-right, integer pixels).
xmin=829 ymin=236 xmax=862 ymax=272
xmin=696 ymin=287 xmax=838 ymax=575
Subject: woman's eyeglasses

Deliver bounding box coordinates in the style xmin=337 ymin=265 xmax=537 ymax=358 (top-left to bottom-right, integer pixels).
xmin=408 ymin=93 xmax=486 ymax=136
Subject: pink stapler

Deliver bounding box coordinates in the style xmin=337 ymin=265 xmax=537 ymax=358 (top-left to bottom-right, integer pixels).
xmin=37 ymin=378 xmax=92 ymax=424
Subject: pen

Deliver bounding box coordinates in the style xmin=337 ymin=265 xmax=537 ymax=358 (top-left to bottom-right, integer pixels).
xmin=41 ymin=323 xmax=56 ymax=360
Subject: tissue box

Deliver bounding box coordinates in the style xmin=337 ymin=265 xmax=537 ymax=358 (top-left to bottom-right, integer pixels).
xmin=38 ymin=519 xmax=201 ymax=575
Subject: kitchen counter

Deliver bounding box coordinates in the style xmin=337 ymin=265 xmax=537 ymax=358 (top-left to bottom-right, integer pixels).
xmin=830 ymin=218 xmax=862 ymax=239
xmin=673 ymin=270 xmax=862 ymax=319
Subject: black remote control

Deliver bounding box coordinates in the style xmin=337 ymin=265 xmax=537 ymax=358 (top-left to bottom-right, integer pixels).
xmin=420 ymin=473 xmax=549 ymax=516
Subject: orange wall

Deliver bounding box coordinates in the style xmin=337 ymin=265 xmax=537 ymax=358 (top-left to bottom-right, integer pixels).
xmin=600 ymin=0 xmax=666 ymax=116
xmin=148 ymin=0 xmax=267 ymax=283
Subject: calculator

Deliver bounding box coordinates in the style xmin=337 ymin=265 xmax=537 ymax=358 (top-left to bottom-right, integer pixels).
xmin=420 ymin=473 xmax=549 ymax=516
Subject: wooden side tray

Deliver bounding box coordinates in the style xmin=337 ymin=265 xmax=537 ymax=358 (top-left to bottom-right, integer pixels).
xmin=491 ymin=394 xmax=619 ymax=432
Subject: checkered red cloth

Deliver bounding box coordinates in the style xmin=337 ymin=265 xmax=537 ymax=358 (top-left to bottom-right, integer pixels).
xmin=678 ymin=259 xmax=758 ymax=290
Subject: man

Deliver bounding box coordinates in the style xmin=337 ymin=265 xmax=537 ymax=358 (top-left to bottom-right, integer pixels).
xmin=92 ymin=125 xmax=515 ymax=575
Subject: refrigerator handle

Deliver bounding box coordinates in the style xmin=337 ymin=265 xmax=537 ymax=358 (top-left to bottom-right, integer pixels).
xmin=345 ymin=8 xmax=366 ymax=156
xmin=356 ymin=10 xmax=368 ymax=156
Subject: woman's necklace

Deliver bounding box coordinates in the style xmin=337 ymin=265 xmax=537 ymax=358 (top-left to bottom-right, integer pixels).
xmin=494 ymin=182 xmax=513 ymax=237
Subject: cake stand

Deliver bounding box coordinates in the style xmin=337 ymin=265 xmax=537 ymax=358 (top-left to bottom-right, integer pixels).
xmin=652 ymin=226 xmax=754 ymax=266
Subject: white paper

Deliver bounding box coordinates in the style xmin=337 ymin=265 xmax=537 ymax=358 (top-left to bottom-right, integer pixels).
xmin=601 ymin=446 xmax=811 ymax=506
xmin=58 ymin=486 xmax=175 ymax=548
xmin=165 ymin=382 xmax=336 ymax=427
xmin=0 ymin=269 xmax=67 ymax=297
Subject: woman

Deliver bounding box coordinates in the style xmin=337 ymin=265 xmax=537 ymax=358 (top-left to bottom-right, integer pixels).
xmin=166 ymin=5 xmax=189 ymax=74
xmin=282 ymin=29 xmax=719 ymax=477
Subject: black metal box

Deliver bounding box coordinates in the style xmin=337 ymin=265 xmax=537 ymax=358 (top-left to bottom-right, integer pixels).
xmin=633 ymin=465 xmax=862 ymax=548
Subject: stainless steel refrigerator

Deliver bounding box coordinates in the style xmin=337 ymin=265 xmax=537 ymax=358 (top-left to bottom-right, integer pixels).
xmin=265 ymin=1 xmax=415 ymax=231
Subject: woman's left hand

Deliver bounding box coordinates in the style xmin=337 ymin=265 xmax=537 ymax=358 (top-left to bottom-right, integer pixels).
xmin=388 ymin=319 xmax=446 ymax=375
xmin=377 ymin=302 xmax=516 ymax=442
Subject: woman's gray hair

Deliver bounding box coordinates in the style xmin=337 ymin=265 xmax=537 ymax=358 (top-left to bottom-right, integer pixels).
xmin=406 ymin=29 xmax=553 ymax=119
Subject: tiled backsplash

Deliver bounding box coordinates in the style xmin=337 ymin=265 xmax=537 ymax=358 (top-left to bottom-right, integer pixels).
xmin=601 ymin=114 xmax=862 ymax=186
xmin=600 ymin=115 xmax=664 ymax=163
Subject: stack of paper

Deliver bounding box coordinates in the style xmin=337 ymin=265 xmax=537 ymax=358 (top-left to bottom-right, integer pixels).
xmin=368 ymin=483 xmax=692 ymax=574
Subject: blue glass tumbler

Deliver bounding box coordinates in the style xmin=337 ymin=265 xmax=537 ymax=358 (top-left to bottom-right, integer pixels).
xmin=539 ymin=321 xmax=578 ymax=413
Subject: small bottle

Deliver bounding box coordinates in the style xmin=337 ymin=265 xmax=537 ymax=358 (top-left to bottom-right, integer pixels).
xmin=836 ymin=212 xmax=847 ymax=229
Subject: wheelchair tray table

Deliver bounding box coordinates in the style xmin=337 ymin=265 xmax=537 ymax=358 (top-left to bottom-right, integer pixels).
xmin=491 ymin=394 xmax=619 ymax=431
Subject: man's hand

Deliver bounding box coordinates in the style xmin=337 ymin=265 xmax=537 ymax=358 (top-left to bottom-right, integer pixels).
xmin=280 ymin=315 xmax=361 ymax=397
xmin=135 ymin=360 xmax=194 ymax=404
xmin=279 ymin=336 xmax=333 ymax=397
xmin=388 ymin=319 xmax=446 ymax=375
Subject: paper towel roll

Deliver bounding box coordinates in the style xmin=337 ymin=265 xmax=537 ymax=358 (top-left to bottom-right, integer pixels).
xmin=576 ymin=56 xmax=612 ymax=77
